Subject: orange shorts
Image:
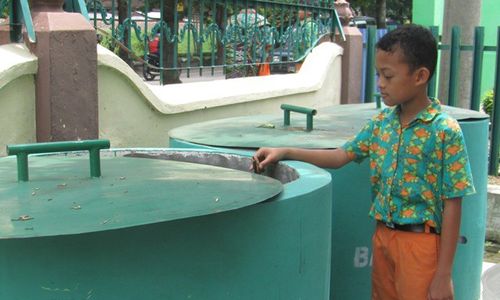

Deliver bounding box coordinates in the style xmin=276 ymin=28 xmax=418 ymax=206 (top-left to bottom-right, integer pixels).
xmin=372 ymin=222 xmax=441 ymax=300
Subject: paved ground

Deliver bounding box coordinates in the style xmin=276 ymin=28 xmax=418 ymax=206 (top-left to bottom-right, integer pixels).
xmin=138 ymin=64 xmax=226 ymax=84
xmin=485 ymin=241 xmax=500 ymax=263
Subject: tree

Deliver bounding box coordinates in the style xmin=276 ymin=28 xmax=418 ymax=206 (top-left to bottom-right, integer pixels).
xmin=348 ymin=0 xmax=412 ymax=25
xmin=160 ymin=0 xmax=182 ymax=84
xmin=375 ymin=0 xmax=386 ymax=28
xmin=438 ymin=0 xmax=482 ymax=108
xmin=118 ymin=0 xmax=131 ymax=65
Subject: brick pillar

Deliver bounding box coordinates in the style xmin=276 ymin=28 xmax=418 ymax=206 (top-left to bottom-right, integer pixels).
xmin=334 ymin=0 xmax=363 ymax=104
xmin=335 ymin=27 xmax=363 ymax=104
xmin=0 ymin=18 xmax=10 ymax=45
xmin=27 ymin=0 xmax=98 ymax=142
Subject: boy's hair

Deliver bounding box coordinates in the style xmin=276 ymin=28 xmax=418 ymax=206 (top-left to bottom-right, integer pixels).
xmin=376 ymin=24 xmax=438 ymax=81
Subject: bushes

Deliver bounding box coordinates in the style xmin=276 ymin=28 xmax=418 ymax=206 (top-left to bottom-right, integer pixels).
xmin=482 ymin=90 xmax=495 ymax=118
xmin=98 ymin=30 xmax=145 ymax=58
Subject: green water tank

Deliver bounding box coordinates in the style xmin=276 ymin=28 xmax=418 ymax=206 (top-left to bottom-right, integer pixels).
xmin=0 ymin=145 xmax=332 ymax=299
xmin=169 ymin=103 xmax=489 ymax=300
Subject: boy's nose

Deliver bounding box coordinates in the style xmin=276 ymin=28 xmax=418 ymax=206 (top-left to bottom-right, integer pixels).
xmin=377 ymin=77 xmax=384 ymax=89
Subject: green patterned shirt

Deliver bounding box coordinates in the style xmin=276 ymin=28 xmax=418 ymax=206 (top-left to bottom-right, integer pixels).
xmin=342 ymin=99 xmax=475 ymax=232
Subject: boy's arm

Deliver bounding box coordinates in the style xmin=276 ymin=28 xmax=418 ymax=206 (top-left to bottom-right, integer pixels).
xmin=253 ymin=147 xmax=352 ymax=171
xmin=428 ymin=197 xmax=462 ymax=300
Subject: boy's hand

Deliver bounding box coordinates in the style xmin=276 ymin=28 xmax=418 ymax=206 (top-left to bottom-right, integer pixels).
xmin=252 ymin=147 xmax=288 ymax=173
xmin=427 ymin=274 xmax=454 ymax=300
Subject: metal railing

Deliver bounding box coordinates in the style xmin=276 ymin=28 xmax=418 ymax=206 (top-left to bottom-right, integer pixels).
xmin=72 ymin=0 xmax=344 ymax=83
xmin=362 ymin=25 xmax=500 ymax=175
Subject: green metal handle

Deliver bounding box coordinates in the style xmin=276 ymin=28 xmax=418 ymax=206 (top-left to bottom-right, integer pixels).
xmin=374 ymin=93 xmax=382 ymax=109
xmin=6 ymin=140 xmax=111 ymax=182
xmin=280 ymin=104 xmax=317 ymax=131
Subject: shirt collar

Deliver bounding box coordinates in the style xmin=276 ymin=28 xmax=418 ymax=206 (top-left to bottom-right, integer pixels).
xmin=392 ymin=98 xmax=442 ymax=125
xmin=415 ymin=98 xmax=442 ymax=122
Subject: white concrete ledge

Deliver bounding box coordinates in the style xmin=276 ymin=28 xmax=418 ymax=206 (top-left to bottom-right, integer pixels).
xmin=97 ymin=42 xmax=343 ymax=114
xmin=0 ymin=43 xmax=37 ymax=156
xmin=0 ymin=41 xmax=343 ymax=149
xmin=0 ymin=44 xmax=38 ymax=90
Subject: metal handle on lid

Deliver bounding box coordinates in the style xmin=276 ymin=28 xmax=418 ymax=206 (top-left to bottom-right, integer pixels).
xmin=6 ymin=139 xmax=111 ymax=182
xmin=374 ymin=93 xmax=382 ymax=109
xmin=280 ymin=104 xmax=317 ymax=131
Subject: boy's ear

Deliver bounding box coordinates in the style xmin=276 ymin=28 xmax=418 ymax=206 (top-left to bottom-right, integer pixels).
xmin=414 ymin=67 xmax=431 ymax=85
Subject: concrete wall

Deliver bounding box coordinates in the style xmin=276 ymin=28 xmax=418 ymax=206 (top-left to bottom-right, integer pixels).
xmin=0 ymin=41 xmax=342 ymax=152
xmin=0 ymin=44 xmax=37 ymax=156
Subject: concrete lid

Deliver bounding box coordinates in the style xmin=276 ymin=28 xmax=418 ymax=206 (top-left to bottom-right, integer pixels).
xmin=169 ymin=103 xmax=489 ymax=149
xmin=0 ymin=152 xmax=282 ymax=239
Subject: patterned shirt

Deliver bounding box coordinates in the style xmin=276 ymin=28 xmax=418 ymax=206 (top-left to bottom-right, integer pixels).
xmin=342 ymin=99 xmax=475 ymax=232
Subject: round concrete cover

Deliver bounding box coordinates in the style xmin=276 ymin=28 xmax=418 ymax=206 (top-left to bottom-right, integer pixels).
xmin=0 ymin=155 xmax=283 ymax=238
xmin=169 ymin=103 xmax=489 ymax=149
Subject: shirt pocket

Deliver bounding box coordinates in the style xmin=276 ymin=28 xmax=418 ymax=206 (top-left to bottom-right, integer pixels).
xmin=397 ymin=138 xmax=438 ymax=199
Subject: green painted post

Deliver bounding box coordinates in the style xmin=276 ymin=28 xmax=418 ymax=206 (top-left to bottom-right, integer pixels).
xmin=199 ymin=0 xmax=205 ymax=76
xmin=448 ymin=26 xmax=460 ymax=107
xmin=173 ymin=0 xmax=179 ymax=73
xmin=488 ymin=27 xmax=500 ymax=175
xmin=93 ymin=0 xmax=97 ymax=28
xmin=364 ymin=25 xmax=376 ymax=103
xmin=470 ymin=26 xmax=484 ymax=111
xmin=374 ymin=93 xmax=382 ymax=109
xmin=160 ymin=0 xmax=165 ymax=84
xmin=76 ymin=0 xmax=90 ymax=20
xmin=19 ymin=0 xmax=35 ymax=42
xmin=127 ymin=0 xmax=132 ymax=51
xmin=144 ymin=0 xmax=149 ymax=60
xmin=89 ymin=148 xmax=102 ymax=177
xmin=187 ymin=0 xmax=193 ymax=77
xmin=280 ymin=104 xmax=317 ymax=131
xmin=15 ymin=152 xmax=29 ymax=183
xmin=111 ymin=0 xmax=115 ymax=37
xmin=428 ymin=26 xmax=439 ymax=99
xmin=9 ymin=0 xmax=21 ymax=42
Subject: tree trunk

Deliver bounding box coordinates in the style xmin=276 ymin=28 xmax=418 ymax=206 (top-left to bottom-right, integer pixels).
xmin=438 ymin=0 xmax=482 ymax=108
xmin=117 ymin=0 xmax=130 ymax=65
xmin=161 ymin=0 xmax=182 ymax=84
xmin=215 ymin=5 xmax=224 ymax=65
xmin=375 ymin=0 xmax=386 ymax=28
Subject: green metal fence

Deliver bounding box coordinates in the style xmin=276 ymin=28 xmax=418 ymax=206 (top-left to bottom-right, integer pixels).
xmin=1 ymin=0 xmax=343 ymax=81
xmin=363 ymin=25 xmax=500 ymax=175
xmin=73 ymin=0 xmax=343 ymax=83
xmin=0 ymin=0 xmax=35 ymax=42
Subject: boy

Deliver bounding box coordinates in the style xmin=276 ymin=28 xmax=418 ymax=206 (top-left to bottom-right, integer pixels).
xmin=253 ymin=24 xmax=475 ymax=300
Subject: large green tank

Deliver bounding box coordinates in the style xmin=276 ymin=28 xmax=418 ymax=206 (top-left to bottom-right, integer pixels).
xmin=0 ymin=144 xmax=332 ymax=299
xmin=169 ymin=103 xmax=489 ymax=300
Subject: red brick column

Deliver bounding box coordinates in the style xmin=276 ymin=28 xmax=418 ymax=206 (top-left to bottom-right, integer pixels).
xmin=27 ymin=0 xmax=98 ymax=142
xmin=335 ymin=0 xmax=363 ymax=104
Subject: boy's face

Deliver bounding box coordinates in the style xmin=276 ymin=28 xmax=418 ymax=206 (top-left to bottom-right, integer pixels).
xmin=375 ymin=47 xmax=423 ymax=107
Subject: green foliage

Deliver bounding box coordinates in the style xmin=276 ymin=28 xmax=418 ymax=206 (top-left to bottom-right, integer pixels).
xmin=482 ymin=90 xmax=495 ymax=117
xmin=98 ymin=30 xmax=145 ymax=58
xmin=131 ymin=34 xmax=146 ymax=57
xmin=1 ymin=0 xmax=9 ymax=18
xmin=98 ymin=31 xmax=120 ymax=54
xmin=98 ymin=28 xmax=216 ymax=59
xmin=348 ymin=0 xmax=412 ymax=24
